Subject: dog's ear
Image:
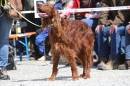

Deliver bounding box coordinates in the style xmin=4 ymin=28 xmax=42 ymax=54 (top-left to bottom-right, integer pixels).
xmin=42 ymin=17 xmax=52 ymax=29
xmin=53 ymin=10 xmax=60 ymax=20
xmin=52 ymin=10 xmax=60 ymax=24
xmin=52 ymin=10 xmax=62 ymax=35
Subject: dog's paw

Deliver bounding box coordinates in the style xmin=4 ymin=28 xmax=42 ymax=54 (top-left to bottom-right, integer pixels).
xmin=83 ymin=75 xmax=90 ymax=79
xmin=46 ymin=77 xmax=55 ymax=81
xmin=72 ymin=77 xmax=79 ymax=81
xmin=79 ymin=74 xmax=84 ymax=78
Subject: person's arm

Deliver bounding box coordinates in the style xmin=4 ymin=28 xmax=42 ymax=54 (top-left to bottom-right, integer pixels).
xmin=112 ymin=10 xmax=130 ymax=26
xmin=54 ymin=0 xmax=63 ymax=10
xmin=127 ymin=23 xmax=130 ymax=34
xmin=95 ymin=0 xmax=110 ymax=33
xmin=109 ymin=10 xmax=130 ymax=34
xmin=98 ymin=0 xmax=111 ymax=25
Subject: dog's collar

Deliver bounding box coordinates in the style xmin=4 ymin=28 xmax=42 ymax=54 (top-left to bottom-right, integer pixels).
xmin=50 ymin=18 xmax=62 ymax=28
xmin=50 ymin=24 xmax=54 ymax=28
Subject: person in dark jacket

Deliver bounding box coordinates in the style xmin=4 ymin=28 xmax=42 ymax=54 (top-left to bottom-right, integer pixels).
xmin=95 ymin=0 xmax=130 ymax=70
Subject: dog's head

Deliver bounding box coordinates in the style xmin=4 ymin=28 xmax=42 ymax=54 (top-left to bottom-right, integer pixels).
xmin=37 ymin=2 xmax=62 ymax=30
xmin=37 ymin=2 xmax=55 ymax=18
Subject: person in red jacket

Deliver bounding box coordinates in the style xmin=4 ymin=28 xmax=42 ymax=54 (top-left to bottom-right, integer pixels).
xmin=61 ymin=0 xmax=80 ymax=19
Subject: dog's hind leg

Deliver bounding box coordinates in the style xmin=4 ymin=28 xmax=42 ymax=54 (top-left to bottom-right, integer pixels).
xmin=47 ymin=52 xmax=60 ymax=81
xmin=68 ymin=56 xmax=79 ymax=80
xmin=79 ymin=47 xmax=93 ymax=79
xmin=83 ymin=47 xmax=93 ymax=79
xmin=78 ymin=51 xmax=87 ymax=78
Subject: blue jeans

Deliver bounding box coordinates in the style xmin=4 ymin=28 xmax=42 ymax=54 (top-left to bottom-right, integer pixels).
xmin=81 ymin=18 xmax=98 ymax=32
xmin=96 ymin=25 xmax=125 ymax=61
xmin=125 ymin=25 xmax=130 ymax=59
xmin=0 ymin=14 xmax=13 ymax=68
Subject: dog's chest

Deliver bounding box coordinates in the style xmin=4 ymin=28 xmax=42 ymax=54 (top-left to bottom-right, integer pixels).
xmin=52 ymin=39 xmax=66 ymax=50
xmin=50 ymin=36 xmax=69 ymax=55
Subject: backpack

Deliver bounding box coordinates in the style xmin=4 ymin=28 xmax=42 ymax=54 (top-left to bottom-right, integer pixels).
xmin=35 ymin=27 xmax=50 ymax=56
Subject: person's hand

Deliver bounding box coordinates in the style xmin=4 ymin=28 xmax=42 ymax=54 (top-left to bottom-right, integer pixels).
xmin=127 ymin=23 xmax=130 ymax=34
xmin=95 ymin=25 xmax=105 ymax=33
xmin=85 ymin=12 xmax=92 ymax=18
xmin=94 ymin=14 xmax=100 ymax=18
xmin=127 ymin=27 xmax=130 ymax=34
xmin=109 ymin=25 xmax=118 ymax=34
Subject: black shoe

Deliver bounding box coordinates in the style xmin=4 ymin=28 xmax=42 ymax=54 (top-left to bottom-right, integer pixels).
xmin=93 ymin=60 xmax=101 ymax=66
xmin=0 ymin=68 xmax=10 ymax=80
xmin=93 ymin=57 xmax=108 ymax=67
xmin=0 ymin=75 xmax=10 ymax=80
xmin=34 ymin=53 xmax=41 ymax=60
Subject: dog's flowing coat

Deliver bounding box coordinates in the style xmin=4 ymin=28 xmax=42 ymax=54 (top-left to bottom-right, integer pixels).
xmin=38 ymin=3 xmax=95 ymax=81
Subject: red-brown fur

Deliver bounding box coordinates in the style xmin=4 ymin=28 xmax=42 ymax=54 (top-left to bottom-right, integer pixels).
xmin=38 ymin=3 xmax=94 ymax=81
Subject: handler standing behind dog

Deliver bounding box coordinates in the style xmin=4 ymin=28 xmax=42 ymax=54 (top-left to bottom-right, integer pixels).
xmin=0 ymin=1 xmax=13 ymax=80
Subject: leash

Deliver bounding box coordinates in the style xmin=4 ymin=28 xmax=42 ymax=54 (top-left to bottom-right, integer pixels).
xmin=0 ymin=0 xmax=42 ymax=28
xmin=9 ymin=2 xmax=42 ymax=27
xmin=10 ymin=3 xmax=42 ymax=27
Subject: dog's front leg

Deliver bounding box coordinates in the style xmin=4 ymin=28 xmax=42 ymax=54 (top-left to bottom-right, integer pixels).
xmin=47 ymin=54 xmax=60 ymax=81
xmin=69 ymin=57 xmax=79 ymax=80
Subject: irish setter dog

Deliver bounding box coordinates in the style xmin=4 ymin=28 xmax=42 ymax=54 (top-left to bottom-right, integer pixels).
xmin=37 ymin=3 xmax=94 ymax=81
